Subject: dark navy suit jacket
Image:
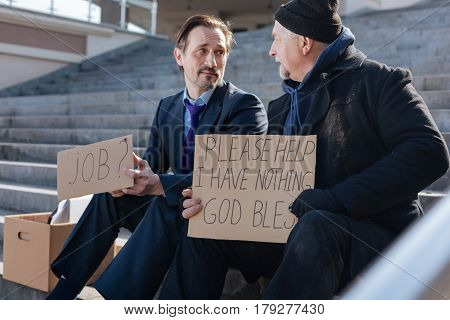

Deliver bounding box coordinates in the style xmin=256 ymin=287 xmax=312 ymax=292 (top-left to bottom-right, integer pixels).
xmin=143 ymin=80 xmax=268 ymax=207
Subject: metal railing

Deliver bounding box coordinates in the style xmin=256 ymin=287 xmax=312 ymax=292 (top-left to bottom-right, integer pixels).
xmin=2 ymin=0 xmax=158 ymax=35
xmin=342 ymin=194 xmax=450 ymax=299
xmin=112 ymin=0 xmax=158 ymax=35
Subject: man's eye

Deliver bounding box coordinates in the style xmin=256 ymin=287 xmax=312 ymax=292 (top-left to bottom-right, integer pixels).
xmin=216 ymin=50 xmax=225 ymax=56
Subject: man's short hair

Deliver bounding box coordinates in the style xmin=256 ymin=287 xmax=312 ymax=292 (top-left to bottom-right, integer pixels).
xmin=175 ymin=15 xmax=234 ymax=53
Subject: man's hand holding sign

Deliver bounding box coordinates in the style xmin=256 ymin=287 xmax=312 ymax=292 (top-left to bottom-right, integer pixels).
xmin=187 ymin=134 xmax=317 ymax=243
xmin=117 ymin=153 xmax=164 ymax=197
xmin=57 ymin=135 xmax=163 ymax=201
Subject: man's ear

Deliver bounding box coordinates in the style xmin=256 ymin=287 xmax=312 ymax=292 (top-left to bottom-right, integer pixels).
xmin=299 ymin=36 xmax=313 ymax=55
xmin=173 ymin=48 xmax=183 ymax=67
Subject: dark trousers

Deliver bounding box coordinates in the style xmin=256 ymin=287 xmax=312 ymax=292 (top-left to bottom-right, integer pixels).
xmin=47 ymin=192 xmax=164 ymax=299
xmin=94 ymin=196 xmax=185 ymax=299
xmin=160 ymin=210 xmax=397 ymax=299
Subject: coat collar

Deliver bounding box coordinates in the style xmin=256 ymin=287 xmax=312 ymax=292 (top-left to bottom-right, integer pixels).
xmin=300 ymin=45 xmax=366 ymax=131
xmin=326 ymin=45 xmax=366 ymax=74
xmin=270 ymin=45 xmax=366 ymax=134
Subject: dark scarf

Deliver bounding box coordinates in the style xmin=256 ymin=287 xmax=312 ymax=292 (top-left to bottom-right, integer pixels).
xmin=283 ymin=26 xmax=355 ymax=135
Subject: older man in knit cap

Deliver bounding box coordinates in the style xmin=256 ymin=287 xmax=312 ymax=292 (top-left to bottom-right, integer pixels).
xmin=159 ymin=0 xmax=449 ymax=299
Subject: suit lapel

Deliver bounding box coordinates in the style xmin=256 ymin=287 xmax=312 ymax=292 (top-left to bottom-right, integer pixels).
xmin=163 ymin=93 xmax=185 ymax=172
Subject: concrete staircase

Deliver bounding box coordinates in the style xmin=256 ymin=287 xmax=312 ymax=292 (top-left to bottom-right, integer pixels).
xmin=1 ymin=0 xmax=449 ymax=298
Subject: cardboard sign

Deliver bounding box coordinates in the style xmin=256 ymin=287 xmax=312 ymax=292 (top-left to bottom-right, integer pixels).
xmin=188 ymin=134 xmax=317 ymax=243
xmin=57 ymin=135 xmax=134 ymax=200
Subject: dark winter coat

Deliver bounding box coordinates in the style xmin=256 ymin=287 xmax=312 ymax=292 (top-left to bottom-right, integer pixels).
xmin=268 ymin=45 xmax=449 ymax=232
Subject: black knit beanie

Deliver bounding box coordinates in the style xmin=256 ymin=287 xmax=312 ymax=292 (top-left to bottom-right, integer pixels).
xmin=275 ymin=0 xmax=342 ymax=43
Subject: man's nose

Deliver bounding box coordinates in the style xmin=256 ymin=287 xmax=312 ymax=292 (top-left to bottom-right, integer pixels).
xmin=269 ymin=41 xmax=276 ymax=57
xmin=205 ymin=51 xmax=217 ymax=68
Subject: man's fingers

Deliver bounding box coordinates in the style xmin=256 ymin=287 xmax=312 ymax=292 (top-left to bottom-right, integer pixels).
xmin=183 ymin=197 xmax=201 ymax=209
xmin=182 ymin=188 xmax=193 ymax=197
xmin=123 ymin=168 xmax=139 ymax=179
xmin=182 ymin=204 xmax=203 ymax=219
xmin=121 ymin=188 xmax=141 ymax=196
xmin=133 ymin=153 xmax=151 ymax=171
xmin=132 ymin=152 xmax=142 ymax=164
xmin=110 ymin=190 xmax=125 ymax=198
xmin=123 ymin=168 xmax=149 ymax=180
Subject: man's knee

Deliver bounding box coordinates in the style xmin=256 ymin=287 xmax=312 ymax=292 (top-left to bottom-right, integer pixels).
xmin=290 ymin=210 xmax=350 ymax=243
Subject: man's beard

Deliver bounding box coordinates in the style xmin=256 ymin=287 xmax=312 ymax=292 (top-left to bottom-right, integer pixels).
xmin=278 ymin=63 xmax=290 ymax=80
xmin=197 ymin=67 xmax=220 ymax=89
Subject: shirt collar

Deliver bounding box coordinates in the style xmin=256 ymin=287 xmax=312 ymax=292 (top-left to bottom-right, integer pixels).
xmin=183 ymin=87 xmax=215 ymax=106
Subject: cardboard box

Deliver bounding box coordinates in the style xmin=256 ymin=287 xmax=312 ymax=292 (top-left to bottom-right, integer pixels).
xmin=2 ymin=212 xmax=113 ymax=292
xmin=114 ymin=238 xmax=128 ymax=257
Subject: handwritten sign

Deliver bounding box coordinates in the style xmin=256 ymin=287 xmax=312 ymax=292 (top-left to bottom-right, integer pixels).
xmin=57 ymin=135 xmax=134 ymax=201
xmin=188 ymin=134 xmax=317 ymax=243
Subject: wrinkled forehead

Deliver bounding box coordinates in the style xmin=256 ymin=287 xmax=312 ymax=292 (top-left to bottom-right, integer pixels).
xmin=186 ymin=26 xmax=227 ymax=50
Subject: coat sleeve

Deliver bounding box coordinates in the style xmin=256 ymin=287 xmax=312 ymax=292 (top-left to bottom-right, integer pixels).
xmin=331 ymin=68 xmax=449 ymax=218
xmin=142 ymin=100 xmax=170 ymax=174
xmin=159 ymin=92 xmax=268 ymax=207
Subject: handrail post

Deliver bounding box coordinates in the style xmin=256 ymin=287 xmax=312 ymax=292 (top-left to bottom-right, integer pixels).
xmin=49 ymin=0 xmax=55 ymax=15
xmin=87 ymin=0 xmax=93 ymax=22
xmin=120 ymin=0 xmax=127 ymax=29
xmin=150 ymin=0 xmax=158 ymax=35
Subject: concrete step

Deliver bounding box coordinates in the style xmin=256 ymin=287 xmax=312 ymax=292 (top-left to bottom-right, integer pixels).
xmin=366 ymin=56 xmax=450 ymax=74
xmin=60 ymin=75 xmax=183 ymax=91
xmin=0 ymin=128 xmax=150 ymax=148
xmin=420 ymin=90 xmax=450 ymax=109
xmin=430 ymin=109 xmax=450 ymax=131
xmin=414 ymin=75 xmax=450 ymax=91
xmin=411 ymin=62 xmax=450 ymax=75
xmin=0 ymin=82 xmax=280 ymax=110
xmin=346 ymin=4 xmax=450 ymax=27
xmin=73 ymin=69 xmax=281 ymax=87
xmin=70 ymin=60 xmax=178 ymax=77
xmin=370 ymin=48 xmax=450 ymax=66
xmin=0 ymin=182 xmax=57 ymax=213
xmin=0 ymin=142 xmax=71 ymax=164
xmin=354 ymin=28 xmax=450 ymax=50
xmin=4 ymin=72 xmax=444 ymax=110
xmin=48 ymin=58 xmax=449 ymax=93
xmin=0 ymin=90 xmax=164 ymax=108
xmin=0 ymin=103 xmax=158 ymax=118
xmin=50 ymin=81 xmax=180 ymax=94
xmin=42 ymin=66 xmax=281 ymax=93
xmin=0 ymin=161 xmax=56 ymax=188
xmin=0 ymin=115 xmax=154 ymax=129
xmin=37 ymin=82 xmax=279 ymax=102
xmin=0 ymin=94 xmax=162 ymax=112
xmin=14 ymin=63 xmax=450 ymax=104
xmin=0 ymin=142 xmax=146 ymax=164
xmin=35 ymin=83 xmax=151 ymax=96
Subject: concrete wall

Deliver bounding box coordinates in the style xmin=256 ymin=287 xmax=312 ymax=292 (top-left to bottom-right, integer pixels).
xmin=0 ymin=5 xmax=146 ymax=90
xmin=340 ymin=0 xmax=423 ymax=16
xmin=0 ymin=54 xmax=67 ymax=90
xmin=380 ymin=0 xmax=423 ymax=10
